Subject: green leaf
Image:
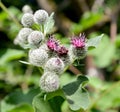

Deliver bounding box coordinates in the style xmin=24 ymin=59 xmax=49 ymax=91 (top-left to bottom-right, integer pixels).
xmin=44 ymin=89 xmax=65 ymax=101
xmin=62 ymin=76 xmax=90 ymax=111
xmin=88 ymin=36 xmax=116 ymax=67
xmin=71 ymin=12 xmax=103 ymax=34
xmin=95 ymin=43 xmax=115 ymax=67
xmin=60 ymin=72 xmax=76 ymax=87
xmin=32 ymin=93 xmax=53 ymax=112
xmin=48 ymin=96 xmax=64 ymax=112
xmin=97 ymin=82 xmax=120 ymax=111
xmin=0 ymin=6 xmax=22 ymax=39
xmin=80 ymin=12 xmax=103 ymax=31
xmin=89 ymin=76 xmax=104 ymax=89
xmin=0 ymin=49 xmax=25 ymax=65
xmin=87 ymin=34 xmax=104 ymax=48
xmin=1 ymin=88 xmax=40 ymax=112
xmin=61 ymin=101 xmax=72 ymax=112
xmin=8 ymin=104 xmax=34 ymax=112
xmin=44 ymin=12 xmax=55 ymax=35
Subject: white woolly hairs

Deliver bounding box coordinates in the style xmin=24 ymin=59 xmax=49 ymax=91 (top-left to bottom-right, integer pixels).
xmin=71 ymin=45 xmax=87 ymax=59
xmin=21 ymin=13 xmax=34 ymax=27
xmin=29 ymin=48 xmax=48 ymax=67
xmin=34 ymin=9 xmax=48 ymax=24
xmin=28 ymin=31 xmax=44 ymax=46
xmin=39 ymin=44 xmax=49 ymax=51
xmin=68 ymin=45 xmax=76 ymax=63
xmin=40 ymin=72 xmax=59 ymax=92
xmin=22 ymin=5 xmax=33 ymax=14
xmin=17 ymin=28 xmax=33 ymax=44
xmin=45 ymin=57 xmax=65 ymax=74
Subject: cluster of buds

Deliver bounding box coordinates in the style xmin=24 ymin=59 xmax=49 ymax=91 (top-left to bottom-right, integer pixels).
xmin=14 ymin=6 xmax=88 ymax=92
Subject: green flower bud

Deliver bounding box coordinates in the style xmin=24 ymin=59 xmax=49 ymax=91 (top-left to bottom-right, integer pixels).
xmin=22 ymin=5 xmax=33 ymax=14
xmin=21 ymin=13 xmax=34 ymax=27
xmin=28 ymin=31 xmax=44 ymax=47
xmin=70 ymin=34 xmax=87 ymax=59
xmin=34 ymin=9 xmax=48 ymax=24
xmin=40 ymin=72 xmax=59 ymax=92
xmin=71 ymin=45 xmax=87 ymax=59
xmin=45 ymin=57 xmax=65 ymax=74
xmin=17 ymin=28 xmax=33 ymax=45
xmin=29 ymin=48 xmax=48 ymax=67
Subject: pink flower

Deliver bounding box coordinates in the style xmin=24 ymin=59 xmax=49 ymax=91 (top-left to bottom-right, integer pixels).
xmin=71 ymin=34 xmax=86 ymax=48
xmin=57 ymin=46 xmax=68 ymax=56
xmin=47 ymin=36 xmax=59 ymax=51
xmin=46 ymin=36 xmax=69 ymax=57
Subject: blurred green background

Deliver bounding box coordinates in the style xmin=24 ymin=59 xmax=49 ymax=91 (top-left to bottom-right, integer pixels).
xmin=0 ymin=0 xmax=120 ymax=112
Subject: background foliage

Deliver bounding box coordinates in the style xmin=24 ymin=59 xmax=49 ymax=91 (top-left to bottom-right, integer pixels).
xmin=0 ymin=0 xmax=120 ymax=112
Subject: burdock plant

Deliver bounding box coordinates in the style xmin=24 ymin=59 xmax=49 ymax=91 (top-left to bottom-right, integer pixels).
xmin=14 ymin=7 xmax=103 ymax=112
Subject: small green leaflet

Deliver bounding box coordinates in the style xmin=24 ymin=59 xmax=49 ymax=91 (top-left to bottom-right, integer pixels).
xmin=87 ymin=34 xmax=104 ymax=48
xmin=44 ymin=12 xmax=55 ymax=35
xmin=19 ymin=60 xmax=31 ymax=65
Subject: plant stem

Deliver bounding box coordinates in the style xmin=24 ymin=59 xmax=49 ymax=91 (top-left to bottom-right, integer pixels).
xmin=110 ymin=14 xmax=117 ymax=42
xmin=69 ymin=65 xmax=81 ymax=75
xmin=0 ymin=1 xmax=22 ymax=28
xmin=41 ymin=24 xmax=44 ymax=33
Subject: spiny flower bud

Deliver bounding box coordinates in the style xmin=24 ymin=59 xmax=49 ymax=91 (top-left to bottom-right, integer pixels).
xmin=28 ymin=31 xmax=44 ymax=47
xmin=57 ymin=46 xmax=68 ymax=56
xmin=61 ymin=54 xmax=71 ymax=65
xmin=21 ymin=13 xmax=34 ymax=27
xmin=71 ymin=34 xmax=86 ymax=48
xmin=39 ymin=44 xmax=55 ymax=58
xmin=29 ymin=48 xmax=48 ymax=67
xmin=72 ymin=46 xmax=87 ymax=59
xmin=71 ymin=34 xmax=87 ymax=59
xmin=40 ymin=72 xmax=59 ymax=92
xmin=47 ymin=36 xmax=59 ymax=51
xmin=34 ymin=9 xmax=48 ymax=24
xmin=57 ymin=46 xmax=70 ymax=65
xmin=45 ymin=57 xmax=64 ymax=74
xmin=22 ymin=5 xmax=33 ymax=14
xmin=17 ymin=28 xmax=33 ymax=44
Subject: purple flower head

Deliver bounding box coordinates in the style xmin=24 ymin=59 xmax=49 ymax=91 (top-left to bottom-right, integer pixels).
xmin=71 ymin=33 xmax=86 ymax=48
xmin=47 ymin=36 xmax=59 ymax=51
xmin=57 ymin=46 xmax=68 ymax=56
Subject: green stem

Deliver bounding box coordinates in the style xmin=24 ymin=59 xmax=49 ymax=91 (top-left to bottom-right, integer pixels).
xmin=40 ymin=24 xmax=44 ymax=33
xmin=31 ymin=24 xmax=40 ymax=31
xmin=38 ymin=67 xmax=44 ymax=75
xmin=87 ymin=81 xmax=120 ymax=111
xmin=0 ymin=1 xmax=22 ymax=28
